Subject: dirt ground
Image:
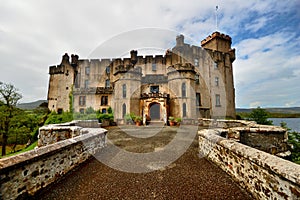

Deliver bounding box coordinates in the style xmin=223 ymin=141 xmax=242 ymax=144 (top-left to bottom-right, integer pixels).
xmin=35 ymin=124 xmax=252 ymax=200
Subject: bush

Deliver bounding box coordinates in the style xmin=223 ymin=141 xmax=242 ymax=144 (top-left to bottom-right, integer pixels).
xmin=97 ymin=113 xmax=114 ymax=122
xmin=44 ymin=111 xmax=73 ymax=125
xmin=248 ymin=107 xmax=273 ymax=125
xmin=124 ymin=113 xmax=136 ymax=124
xmin=288 ymin=131 xmax=300 ymax=164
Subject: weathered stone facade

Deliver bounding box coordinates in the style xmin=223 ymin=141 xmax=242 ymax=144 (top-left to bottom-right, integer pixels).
xmin=47 ymin=32 xmax=236 ymax=123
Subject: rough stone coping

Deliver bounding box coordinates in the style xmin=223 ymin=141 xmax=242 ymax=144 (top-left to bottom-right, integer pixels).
xmin=198 ymin=129 xmax=300 ymax=185
xmin=43 ymin=120 xmax=101 ymax=128
xmin=199 ymin=118 xmax=257 ymax=126
xmin=39 ymin=125 xmax=82 ymax=131
xmin=0 ymin=128 xmax=107 ymax=171
xmin=199 ymin=118 xmax=286 ymax=132
xmin=229 ymin=126 xmax=286 ymax=134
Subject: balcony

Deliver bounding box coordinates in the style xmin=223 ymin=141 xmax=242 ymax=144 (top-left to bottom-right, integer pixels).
xmin=140 ymin=92 xmax=169 ymax=99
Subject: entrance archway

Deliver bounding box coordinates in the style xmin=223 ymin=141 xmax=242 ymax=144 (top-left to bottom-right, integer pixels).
xmin=149 ymin=103 xmax=160 ymax=120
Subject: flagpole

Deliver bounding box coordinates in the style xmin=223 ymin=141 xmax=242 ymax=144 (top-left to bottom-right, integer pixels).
xmin=215 ymin=5 xmax=219 ymax=31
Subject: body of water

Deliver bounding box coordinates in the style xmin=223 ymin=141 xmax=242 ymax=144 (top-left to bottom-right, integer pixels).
xmin=269 ymin=118 xmax=300 ymax=132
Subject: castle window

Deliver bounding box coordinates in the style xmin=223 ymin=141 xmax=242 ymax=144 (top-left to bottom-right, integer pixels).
xmin=215 ymin=94 xmax=221 ymax=107
xmin=214 ymin=62 xmax=218 ymax=69
xmin=79 ymin=108 xmax=85 ymax=114
xmin=182 ymin=83 xmax=186 ymax=97
xmin=215 ymin=77 xmax=219 ymax=86
xmin=85 ymin=66 xmax=90 ymax=75
xmin=195 ymin=74 xmax=200 ymax=84
xmin=122 ymin=103 xmax=126 ymax=118
xmin=150 ymin=86 xmax=159 ymax=93
xmin=194 ymin=58 xmax=199 ymax=66
xmin=102 ymin=108 xmax=107 ymax=114
xmin=183 ymin=103 xmax=187 ymax=117
xmin=84 ymin=80 xmax=89 ymax=89
xmin=152 ymin=63 xmax=156 ymax=71
xmin=106 ymin=66 xmax=110 ymax=74
xmin=101 ymin=96 xmax=108 ymax=106
xmin=105 ymin=79 xmax=110 ymax=88
xmin=122 ymin=84 xmax=126 ymax=98
xmin=196 ymin=93 xmax=201 ymax=106
xmin=79 ymin=96 xmax=86 ymax=106
xmin=57 ymin=108 xmax=63 ymax=114
xmin=75 ymin=73 xmax=80 ymax=88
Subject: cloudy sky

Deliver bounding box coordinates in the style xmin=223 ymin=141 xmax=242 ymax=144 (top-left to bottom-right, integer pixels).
xmin=0 ymin=0 xmax=299 ymax=108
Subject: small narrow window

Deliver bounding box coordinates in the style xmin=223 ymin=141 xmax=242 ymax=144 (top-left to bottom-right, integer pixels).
xmin=216 ymin=94 xmax=221 ymax=107
xmin=122 ymin=84 xmax=126 ymax=98
xmin=122 ymin=103 xmax=126 ymax=118
xmin=182 ymin=83 xmax=186 ymax=97
xmin=75 ymin=73 xmax=80 ymax=88
xmin=85 ymin=66 xmax=90 ymax=75
xmin=183 ymin=103 xmax=187 ymax=117
xmin=79 ymin=96 xmax=86 ymax=106
xmin=106 ymin=66 xmax=110 ymax=74
xmin=79 ymin=108 xmax=85 ymax=114
xmin=84 ymin=80 xmax=89 ymax=89
xmin=102 ymin=108 xmax=107 ymax=114
xmin=101 ymin=96 xmax=108 ymax=106
xmin=105 ymin=79 xmax=110 ymax=88
xmin=194 ymin=58 xmax=199 ymax=66
xmin=196 ymin=93 xmax=201 ymax=106
xmin=152 ymin=63 xmax=156 ymax=71
xmin=195 ymin=74 xmax=200 ymax=84
xmin=215 ymin=77 xmax=219 ymax=86
xmin=214 ymin=62 xmax=218 ymax=69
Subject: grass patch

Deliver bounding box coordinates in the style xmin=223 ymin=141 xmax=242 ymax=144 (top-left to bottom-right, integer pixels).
xmin=0 ymin=140 xmax=37 ymax=159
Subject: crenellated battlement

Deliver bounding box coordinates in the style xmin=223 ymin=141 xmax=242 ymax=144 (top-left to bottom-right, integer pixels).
xmin=201 ymin=31 xmax=232 ymax=45
xmin=200 ymin=31 xmax=233 ymax=53
xmin=49 ymin=65 xmax=65 ymax=74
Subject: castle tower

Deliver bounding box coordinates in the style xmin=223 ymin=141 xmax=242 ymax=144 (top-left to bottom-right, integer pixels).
xmin=167 ymin=63 xmax=197 ymax=122
xmin=201 ymin=32 xmax=236 ymax=118
xmin=47 ymin=53 xmax=77 ymax=113
xmin=112 ymin=56 xmax=142 ymax=124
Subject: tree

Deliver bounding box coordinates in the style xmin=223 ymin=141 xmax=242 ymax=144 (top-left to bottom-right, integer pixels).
xmin=248 ymin=107 xmax=273 ymax=125
xmin=0 ymin=82 xmax=22 ymax=156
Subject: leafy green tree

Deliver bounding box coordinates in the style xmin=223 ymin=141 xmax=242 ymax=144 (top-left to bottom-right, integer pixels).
xmin=288 ymin=131 xmax=300 ymax=164
xmin=248 ymin=107 xmax=273 ymax=125
xmin=0 ymin=82 xmax=22 ymax=156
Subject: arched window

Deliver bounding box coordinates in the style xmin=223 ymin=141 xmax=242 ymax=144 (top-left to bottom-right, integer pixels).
xmin=122 ymin=103 xmax=126 ymax=118
xmin=182 ymin=83 xmax=186 ymax=97
xmin=122 ymin=84 xmax=126 ymax=98
xmin=183 ymin=103 xmax=187 ymax=117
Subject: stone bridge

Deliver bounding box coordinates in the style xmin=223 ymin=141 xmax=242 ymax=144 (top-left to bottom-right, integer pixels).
xmin=0 ymin=120 xmax=300 ymax=199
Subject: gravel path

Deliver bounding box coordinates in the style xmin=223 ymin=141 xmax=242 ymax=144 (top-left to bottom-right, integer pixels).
xmin=35 ymin=125 xmax=252 ymax=200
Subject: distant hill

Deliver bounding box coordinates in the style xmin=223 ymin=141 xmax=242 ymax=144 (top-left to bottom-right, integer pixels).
xmin=17 ymin=100 xmax=48 ymax=110
xmin=236 ymin=107 xmax=300 ymax=114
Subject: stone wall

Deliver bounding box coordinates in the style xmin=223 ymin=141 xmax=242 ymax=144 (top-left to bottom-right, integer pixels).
xmin=38 ymin=120 xmax=101 ymax=147
xmin=198 ymin=118 xmax=289 ymax=156
xmin=0 ymin=129 xmax=106 ymax=200
xmin=199 ymin=129 xmax=300 ymax=199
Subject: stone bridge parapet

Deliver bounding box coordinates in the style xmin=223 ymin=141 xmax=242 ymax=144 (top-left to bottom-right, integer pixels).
xmin=0 ymin=122 xmax=106 ymax=200
xmin=198 ymin=119 xmax=300 ymax=199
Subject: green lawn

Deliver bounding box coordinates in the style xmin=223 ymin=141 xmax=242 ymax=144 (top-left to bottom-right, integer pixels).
xmin=0 ymin=140 xmax=37 ymax=159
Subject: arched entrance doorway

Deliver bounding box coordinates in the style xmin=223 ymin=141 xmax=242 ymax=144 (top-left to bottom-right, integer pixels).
xmin=149 ymin=102 xmax=160 ymax=120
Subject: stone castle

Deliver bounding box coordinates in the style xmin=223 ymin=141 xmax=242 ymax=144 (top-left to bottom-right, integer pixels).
xmin=47 ymin=31 xmax=236 ymax=123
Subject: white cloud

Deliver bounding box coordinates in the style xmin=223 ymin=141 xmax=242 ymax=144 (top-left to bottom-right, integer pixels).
xmin=0 ymin=0 xmax=299 ymax=107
